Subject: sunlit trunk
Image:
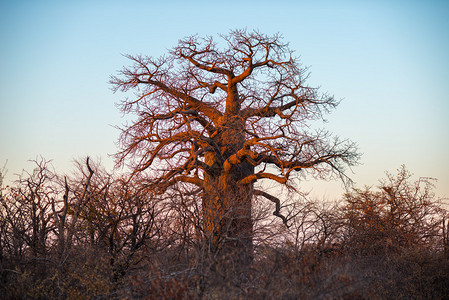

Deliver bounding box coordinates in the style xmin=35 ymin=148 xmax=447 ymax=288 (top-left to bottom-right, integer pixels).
xmin=202 ymin=172 xmax=253 ymax=262
xmin=202 ymin=119 xmax=254 ymax=263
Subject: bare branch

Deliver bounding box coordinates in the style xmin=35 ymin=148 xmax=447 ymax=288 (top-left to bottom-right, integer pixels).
xmin=254 ymin=189 xmax=289 ymax=226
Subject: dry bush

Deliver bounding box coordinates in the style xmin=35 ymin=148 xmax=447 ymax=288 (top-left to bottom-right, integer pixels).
xmin=342 ymin=166 xmax=446 ymax=256
xmin=1 ymin=161 xmax=448 ymax=299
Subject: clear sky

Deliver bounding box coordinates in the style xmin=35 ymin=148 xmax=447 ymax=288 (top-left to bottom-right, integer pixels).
xmin=1 ymin=0 xmax=448 ymax=200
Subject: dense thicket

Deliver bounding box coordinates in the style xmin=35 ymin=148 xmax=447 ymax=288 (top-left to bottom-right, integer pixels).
xmin=1 ymin=160 xmax=447 ymax=299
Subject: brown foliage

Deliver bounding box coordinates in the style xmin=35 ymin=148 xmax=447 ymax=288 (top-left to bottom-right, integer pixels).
xmin=343 ymin=165 xmax=445 ymax=255
xmin=0 ymin=160 xmax=448 ymax=298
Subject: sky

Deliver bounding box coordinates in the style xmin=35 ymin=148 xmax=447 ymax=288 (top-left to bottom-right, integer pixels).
xmin=1 ymin=0 xmax=448 ymax=200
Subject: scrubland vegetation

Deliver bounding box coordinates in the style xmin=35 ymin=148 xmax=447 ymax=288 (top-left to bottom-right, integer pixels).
xmin=1 ymin=160 xmax=448 ymax=299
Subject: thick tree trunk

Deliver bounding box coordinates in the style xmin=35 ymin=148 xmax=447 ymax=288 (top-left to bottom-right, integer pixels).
xmin=202 ymin=117 xmax=254 ymax=264
xmin=202 ymin=171 xmax=253 ymax=263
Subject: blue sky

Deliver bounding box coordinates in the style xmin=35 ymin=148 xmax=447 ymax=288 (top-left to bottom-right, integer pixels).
xmin=1 ymin=0 xmax=448 ymax=199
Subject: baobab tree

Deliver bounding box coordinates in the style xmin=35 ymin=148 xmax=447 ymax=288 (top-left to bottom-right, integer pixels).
xmin=111 ymin=29 xmax=358 ymax=262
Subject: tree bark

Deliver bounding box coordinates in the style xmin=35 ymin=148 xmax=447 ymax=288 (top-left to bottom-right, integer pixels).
xmin=203 ymin=116 xmax=254 ymax=263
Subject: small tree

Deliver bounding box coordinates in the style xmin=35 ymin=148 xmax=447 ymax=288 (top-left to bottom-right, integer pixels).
xmin=111 ymin=29 xmax=359 ymax=262
xmin=343 ymin=166 xmax=445 ymax=254
xmin=0 ymin=158 xmax=56 ymax=259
